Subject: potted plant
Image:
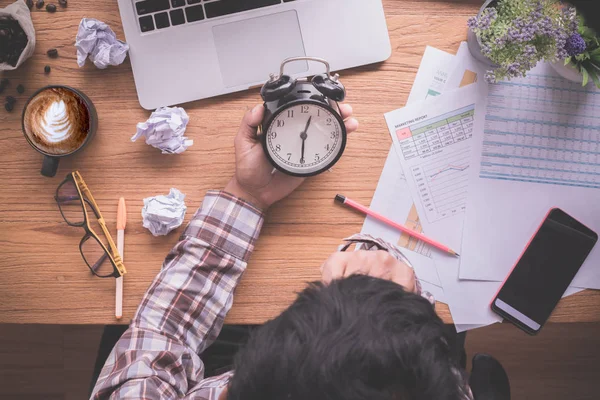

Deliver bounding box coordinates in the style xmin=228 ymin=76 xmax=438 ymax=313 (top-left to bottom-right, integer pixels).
xmin=551 ymin=12 xmax=600 ymax=88
xmin=467 ymin=0 xmax=575 ymax=83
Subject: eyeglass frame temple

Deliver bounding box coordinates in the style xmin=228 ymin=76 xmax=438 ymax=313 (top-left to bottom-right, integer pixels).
xmin=73 ymin=172 xmax=126 ymax=276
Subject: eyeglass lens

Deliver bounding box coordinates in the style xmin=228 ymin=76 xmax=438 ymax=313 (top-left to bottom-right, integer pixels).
xmin=56 ymin=179 xmax=85 ymax=225
xmin=81 ymin=189 xmax=117 ymax=277
xmin=81 ymin=235 xmax=114 ymax=277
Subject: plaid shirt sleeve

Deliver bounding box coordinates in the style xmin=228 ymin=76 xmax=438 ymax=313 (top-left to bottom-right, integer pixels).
xmin=91 ymin=191 xmax=264 ymax=400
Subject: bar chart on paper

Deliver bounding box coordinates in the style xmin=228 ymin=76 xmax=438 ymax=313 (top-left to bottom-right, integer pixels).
xmin=392 ymin=104 xmax=475 ymax=223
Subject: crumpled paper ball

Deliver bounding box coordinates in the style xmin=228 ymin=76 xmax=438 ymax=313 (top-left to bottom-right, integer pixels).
xmin=75 ymin=18 xmax=129 ymax=69
xmin=131 ymin=106 xmax=193 ymax=154
xmin=141 ymin=188 xmax=187 ymax=236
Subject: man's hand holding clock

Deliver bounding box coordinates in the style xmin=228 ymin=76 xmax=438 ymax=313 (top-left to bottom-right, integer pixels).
xmin=225 ymin=104 xmax=359 ymax=211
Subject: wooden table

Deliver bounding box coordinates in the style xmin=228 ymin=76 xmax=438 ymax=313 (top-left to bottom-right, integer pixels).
xmin=1 ymin=0 xmax=599 ymax=325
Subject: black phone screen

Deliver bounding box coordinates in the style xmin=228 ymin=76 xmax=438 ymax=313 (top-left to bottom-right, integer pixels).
xmin=494 ymin=209 xmax=597 ymax=332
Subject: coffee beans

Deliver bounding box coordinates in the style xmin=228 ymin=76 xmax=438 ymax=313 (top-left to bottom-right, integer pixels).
xmin=0 ymin=81 xmax=27 ymax=113
xmin=5 ymin=95 xmax=16 ymax=112
xmin=0 ymin=17 xmax=28 ymax=67
xmin=30 ymin=0 xmax=66 ymax=12
xmin=47 ymin=48 xmax=58 ymax=58
xmin=44 ymin=65 xmax=51 ymax=74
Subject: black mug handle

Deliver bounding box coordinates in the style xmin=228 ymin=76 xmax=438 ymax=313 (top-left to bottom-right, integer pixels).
xmin=41 ymin=155 xmax=60 ymax=177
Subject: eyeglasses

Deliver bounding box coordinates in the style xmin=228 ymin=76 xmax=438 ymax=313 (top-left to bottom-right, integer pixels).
xmin=54 ymin=171 xmax=126 ymax=278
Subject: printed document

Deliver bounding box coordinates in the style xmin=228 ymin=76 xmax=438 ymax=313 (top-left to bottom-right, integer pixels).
xmin=461 ymin=62 xmax=600 ymax=288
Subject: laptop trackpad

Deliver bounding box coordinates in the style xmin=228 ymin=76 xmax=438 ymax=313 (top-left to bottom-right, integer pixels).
xmin=213 ymin=11 xmax=308 ymax=88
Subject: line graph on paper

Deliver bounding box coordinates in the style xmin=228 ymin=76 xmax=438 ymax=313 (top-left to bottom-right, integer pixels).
xmin=410 ymin=147 xmax=471 ymax=223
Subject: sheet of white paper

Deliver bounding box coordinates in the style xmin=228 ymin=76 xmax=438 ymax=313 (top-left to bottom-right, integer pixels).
xmin=446 ymin=42 xmax=483 ymax=90
xmin=364 ymin=47 xmax=457 ymax=245
xmin=404 ymin=250 xmax=446 ymax=303
xmin=461 ymin=62 xmax=600 ymax=289
xmin=407 ymin=46 xmax=458 ymax=104
xmin=414 ymin=46 xmax=502 ymax=331
xmin=384 ymin=85 xmax=502 ymax=328
xmin=361 ymin=46 xmax=456 ymax=303
xmin=385 ymin=85 xmax=480 ymax=244
xmin=444 ymin=48 xmax=583 ymax=323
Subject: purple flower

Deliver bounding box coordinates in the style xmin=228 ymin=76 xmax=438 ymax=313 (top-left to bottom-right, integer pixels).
xmin=468 ymin=8 xmax=497 ymax=31
xmin=537 ymin=16 xmax=554 ymax=35
xmin=481 ymin=44 xmax=492 ymax=56
xmin=467 ymin=16 xmax=478 ymax=29
xmin=535 ymin=0 xmax=544 ymax=12
xmin=562 ymin=6 xmax=578 ymax=33
xmin=507 ymin=62 xmax=521 ymax=76
xmin=485 ymin=71 xmax=496 ymax=83
xmin=524 ymin=45 xmax=537 ymax=57
xmin=495 ymin=36 xmax=507 ymax=47
xmin=565 ymin=33 xmax=587 ymax=56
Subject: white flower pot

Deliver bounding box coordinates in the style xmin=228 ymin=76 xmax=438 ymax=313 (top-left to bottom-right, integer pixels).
xmin=550 ymin=61 xmax=586 ymax=85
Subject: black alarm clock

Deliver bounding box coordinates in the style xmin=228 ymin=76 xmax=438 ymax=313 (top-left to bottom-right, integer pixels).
xmin=260 ymin=57 xmax=347 ymax=177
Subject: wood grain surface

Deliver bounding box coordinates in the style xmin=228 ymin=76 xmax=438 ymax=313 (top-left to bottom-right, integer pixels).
xmin=1 ymin=0 xmax=599 ymax=325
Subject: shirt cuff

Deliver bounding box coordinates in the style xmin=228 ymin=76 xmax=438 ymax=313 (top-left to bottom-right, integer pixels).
xmin=184 ymin=190 xmax=265 ymax=262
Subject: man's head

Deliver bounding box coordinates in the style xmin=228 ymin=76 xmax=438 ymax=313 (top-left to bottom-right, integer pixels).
xmin=228 ymin=275 xmax=465 ymax=400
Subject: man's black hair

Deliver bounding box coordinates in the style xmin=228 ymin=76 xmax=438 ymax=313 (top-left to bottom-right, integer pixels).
xmin=228 ymin=275 xmax=466 ymax=400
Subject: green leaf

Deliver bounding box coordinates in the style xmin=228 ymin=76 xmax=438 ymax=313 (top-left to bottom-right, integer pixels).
xmin=564 ymin=57 xmax=572 ymax=66
xmin=588 ymin=68 xmax=600 ymax=90
xmin=580 ymin=26 xmax=597 ymax=41
xmin=582 ymin=67 xmax=589 ymax=87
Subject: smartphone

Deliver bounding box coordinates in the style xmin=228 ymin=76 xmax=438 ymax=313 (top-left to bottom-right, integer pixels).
xmin=491 ymin=208 xmax=598 ymax=335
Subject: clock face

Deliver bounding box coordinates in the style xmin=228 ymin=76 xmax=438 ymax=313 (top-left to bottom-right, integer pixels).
xmin=265 ymin=102 xmax=346 ymax=176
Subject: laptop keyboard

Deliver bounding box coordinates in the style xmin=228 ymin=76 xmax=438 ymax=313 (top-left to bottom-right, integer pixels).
xmin=136 ymin=0 xmax=297 ymax=33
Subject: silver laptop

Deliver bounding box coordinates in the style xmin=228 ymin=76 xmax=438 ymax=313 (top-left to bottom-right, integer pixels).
xmin=117 ymin=0 xmax=392 ymax=110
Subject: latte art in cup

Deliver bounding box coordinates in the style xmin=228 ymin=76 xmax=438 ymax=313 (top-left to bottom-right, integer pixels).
xmin=23 ymin=87 xmax=90 ymax=155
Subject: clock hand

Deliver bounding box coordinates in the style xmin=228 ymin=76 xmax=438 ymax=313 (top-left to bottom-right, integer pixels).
xmin=302 ymin=116 xmax=312 ymax=136
xmin=300 ymin=116 xmax=312 ymax=164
